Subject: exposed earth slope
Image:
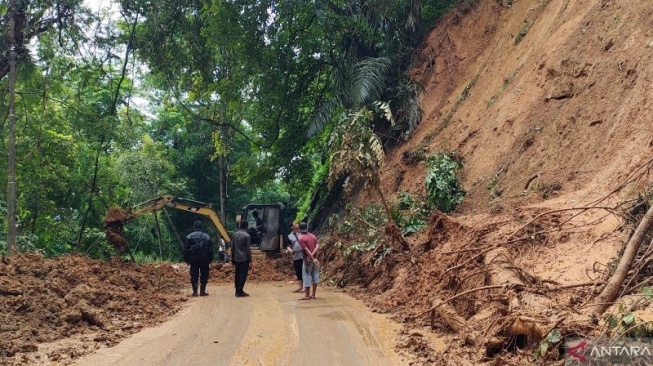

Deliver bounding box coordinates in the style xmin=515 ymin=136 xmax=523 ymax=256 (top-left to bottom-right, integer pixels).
xmin=322 ymin=0 xmax=653 ymax=364
xmin=2 ymin=0 xmax=653 ymax=365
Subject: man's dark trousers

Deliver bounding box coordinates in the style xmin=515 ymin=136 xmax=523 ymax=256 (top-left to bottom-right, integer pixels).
xmin=234 ymin=260 xmax=250 ymax=294
xmin=190 ymin=261 xmax=210 ymax=285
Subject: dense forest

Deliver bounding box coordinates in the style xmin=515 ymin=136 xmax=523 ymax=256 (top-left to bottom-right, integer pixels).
xmin=0 ymin=0 xmax=467 ymax=260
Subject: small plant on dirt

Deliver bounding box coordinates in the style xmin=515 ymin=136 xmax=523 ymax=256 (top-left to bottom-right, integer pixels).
xmin=393 ymin=192 xmax=431 ymax=236
xmin=128 ymin=251 xmax=159 ymax=264
xmin=487 ymin=168 xmax=503 ymax=199
xmin=397 ymin=192 xmax=415 ymax=210
xmin=425 ymin=153 xmax=466 ymax=213
xmin=514 ymin=19 xmax=534 ymax=45
xmin=534 ymin=328 xmax=562 ymax=360
xmin=538 ymin=181 xmax=562 ymax=199
xmin=601 ymin=288 xmax=653 ymax=338
xmin=337 ymin=204 xmax=386 ymax=259
xmin=487 ymin=71 xmax=518 ymax=107
xmin=401 ymin=146 xmax=427 ymax=165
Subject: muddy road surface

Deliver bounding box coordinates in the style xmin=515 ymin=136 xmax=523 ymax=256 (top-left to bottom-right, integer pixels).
xmin=74 ymin=282 xmax=404 ymax=366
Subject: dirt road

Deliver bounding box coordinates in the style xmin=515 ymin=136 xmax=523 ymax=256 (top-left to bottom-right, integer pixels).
xmin=73 ymin=282 xmax=404 ymax=366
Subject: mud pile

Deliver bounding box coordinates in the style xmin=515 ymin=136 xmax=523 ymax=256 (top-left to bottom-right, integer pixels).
xmin=0 ymin=253 xmax=291 ymax=365
xmin=210 ymin=256 xmax=297 ymax=284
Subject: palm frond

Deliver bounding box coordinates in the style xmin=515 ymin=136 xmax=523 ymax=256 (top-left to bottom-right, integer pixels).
xmin=351 ymin=56 xmax=392 ymax=105
xmin=308 ymin=98 xmax=340 ymax=138
xmin=369 ymin=133 xmax=385 ymax=167
xmin=406 ymin=0 xmax=421 ymax=31
xmin=373 ymin=100 xmax=395 ymax=126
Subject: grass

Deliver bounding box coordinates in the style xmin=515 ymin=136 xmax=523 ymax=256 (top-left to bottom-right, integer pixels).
xmin=422 ymin=76 xmax=478 ymax=144
xmin=486 ymin=69 xmax=519 ymax=107
xmin=514 ymin=19 xmax=534 ymax=45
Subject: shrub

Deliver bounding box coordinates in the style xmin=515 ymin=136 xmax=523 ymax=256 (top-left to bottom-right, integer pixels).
xmin=425 ymin=153 xmax=466 ymax=213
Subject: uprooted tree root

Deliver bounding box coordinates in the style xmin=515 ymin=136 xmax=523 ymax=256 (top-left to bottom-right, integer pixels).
xmin=321 ymin=207 xmax=625 ymax=364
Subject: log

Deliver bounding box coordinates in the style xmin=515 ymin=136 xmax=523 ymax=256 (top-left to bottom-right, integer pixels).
xmin=431 ymin=298 xmax=471 ymax=333
xmin=484 ymin=248 xmax=524 ymax=288
xmin=591 ymin=204 xmax=653 ymax=316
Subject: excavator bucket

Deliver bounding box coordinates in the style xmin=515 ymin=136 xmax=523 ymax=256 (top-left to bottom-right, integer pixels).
xmin=103 ymin=206 xmax=130 ymax=251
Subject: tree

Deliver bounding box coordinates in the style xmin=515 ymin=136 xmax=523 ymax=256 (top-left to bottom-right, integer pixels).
xmin=327 ymin=106 xmax=407 ymax=249
xmin=5 ymin=0 xmax=22 ymax=254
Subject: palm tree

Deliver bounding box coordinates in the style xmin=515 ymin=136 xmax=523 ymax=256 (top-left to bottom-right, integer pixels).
xmin=327 ymin=107 xmax=408 ymax=249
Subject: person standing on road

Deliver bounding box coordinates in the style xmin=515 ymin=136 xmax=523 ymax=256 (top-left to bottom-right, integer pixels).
xmin=298 ymin=222 xmax=320 ymax=300
xmin=287 ymin=222 xmax=303 ymax=293
xmin=232 ymin=220 xmax=252 ymax=297
xmin=184 ymin=220 xmax=214 ymax=297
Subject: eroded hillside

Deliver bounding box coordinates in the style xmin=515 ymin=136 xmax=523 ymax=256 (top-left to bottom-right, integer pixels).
xmin=325 ymin=0 xmax=653 ymax=364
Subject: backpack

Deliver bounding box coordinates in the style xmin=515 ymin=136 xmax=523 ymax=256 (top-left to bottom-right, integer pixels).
xmin=184 ymin=232 xmax=213 ymax=263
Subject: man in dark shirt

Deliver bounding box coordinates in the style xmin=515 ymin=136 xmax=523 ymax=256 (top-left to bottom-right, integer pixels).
xmin=231 ymin=220 xmax=252 ymax=297
xmin=184 ymin=220 xmax=213 ymax=297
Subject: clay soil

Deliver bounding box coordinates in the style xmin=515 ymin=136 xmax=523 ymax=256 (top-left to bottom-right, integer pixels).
xmin=0 ymin=254 xmax=290 ymax=365
xmin=322 ymin=0 xmax=653 ymax=364
xmin=3 ymin=0 xmax=653 ymax=365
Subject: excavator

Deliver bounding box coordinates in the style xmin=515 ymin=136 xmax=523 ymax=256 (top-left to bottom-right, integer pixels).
xmin=103 ymin=195 xmax=284 ymax=259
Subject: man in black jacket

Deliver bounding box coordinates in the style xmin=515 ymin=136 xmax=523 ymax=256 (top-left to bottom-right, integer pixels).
xmin=231 ymin=220 xmax=252 ymax=297
xmin=184 ymin=220 xmax=214 ymax=297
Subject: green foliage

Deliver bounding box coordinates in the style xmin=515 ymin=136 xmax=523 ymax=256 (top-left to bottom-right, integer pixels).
xmin=397 ymin=193 xmax=415 ymax=210
xmin=297 ymin=160 xmax=330 ymax=221
xmin=327 ymin=108 xmax=385 ymax=193
xmin=487 ymin=71 xmax=518 ymax=107
xmin=534 ymin=328 xmax=562 ymax=359
xmin=334 ymin=204 xmax=386 ymax=259
xmin=392 ymin=193 xmax=431 ymax=236
xmin=601 ymin=289 xmax=653 ymax=338
xmin=126 ymin=251 xmax=164 ymax=265
xmin=487 ymin=168 xmax=503 ymax=199
xmin=0 ymin=0 xmax=468 ymax=262
xmin=514 ymin=19 xmax=534 ymax=45
xmin=425 ymin=154 xmax=466 ymax=212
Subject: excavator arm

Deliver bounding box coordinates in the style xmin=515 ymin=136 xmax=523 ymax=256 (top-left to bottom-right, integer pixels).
xmin=103 ymin=195 xmax=232 ymax=252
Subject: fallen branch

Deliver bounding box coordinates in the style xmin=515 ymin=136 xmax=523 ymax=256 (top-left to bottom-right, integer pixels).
xmin=444 ymin=246 xmax=496 ymax=273
xmin=430 ymin=298 xmax=471 ymax=332
xmin=440 ymin=246 xmax=491 ymax=254
xmin=435 ymin=284 xmax=518 ymax=308
xmin=507 ymin=206 xmax=616 ymax=239
xmin=591 ymin=204 xmax=653 ymax=316
xmin=544 ymin=281 xmax=603 ymax=292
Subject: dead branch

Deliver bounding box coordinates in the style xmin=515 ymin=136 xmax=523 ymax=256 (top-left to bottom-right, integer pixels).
xmin=591 ymin=204 xmax=653 ymax=316
xmin=507 ymin=206 xmax=617 ymax=239
xmin=440 ymin=246 xmax=491 ymax=254
xmin=524 ymin=174 xmax=539 ymax=190
xmin=436 ymin=284 xmax=518 ymax=308
xmin=622 ymin=237 xmax=653 ymax=293
xmin=589 ymin=157 xmax=653 ymax=207
xmin=351 ymin=211 xmax=384 ymax=233
xmin=444 ymin=246 xmax=497 ymax=273
xmin=544 ymin=281 xmax=603 ymax=292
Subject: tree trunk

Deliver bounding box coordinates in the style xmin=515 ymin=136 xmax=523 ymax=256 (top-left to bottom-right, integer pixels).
xmin=153 ymin=211 xmax=163 ymax=259
xmin=6 ymin=2 xmax=20 ymax=255
xmin=76 ymin=136 xmax=104 ymax=250
xmin=375 ymin=183 xmax=408 ymax=250
xmin=374 ymin=183 xmax=394 ymax=226
xmin=592 ymin=204 xmax=653 ymax=316
xmin=484 ymin=248 xmax=524 ymax=287
xmin=219 ymin=155 xmax=227 ymax=223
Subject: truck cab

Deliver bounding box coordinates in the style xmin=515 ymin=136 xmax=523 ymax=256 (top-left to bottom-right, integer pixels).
xmin=237 ymin=204 xmax=283 ymax=252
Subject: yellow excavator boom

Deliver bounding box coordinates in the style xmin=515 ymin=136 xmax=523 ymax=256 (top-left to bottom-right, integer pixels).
xmin=105 ymin=195 xmax=232 ymax=245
